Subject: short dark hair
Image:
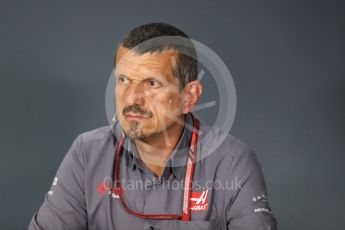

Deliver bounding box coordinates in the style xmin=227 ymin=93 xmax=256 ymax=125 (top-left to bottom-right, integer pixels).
xmin=115 ymin=22 xmax=198 ymax=88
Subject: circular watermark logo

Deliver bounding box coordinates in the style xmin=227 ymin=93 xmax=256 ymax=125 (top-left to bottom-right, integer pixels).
xmin=105 ymin=36 xmax=237 ymax=167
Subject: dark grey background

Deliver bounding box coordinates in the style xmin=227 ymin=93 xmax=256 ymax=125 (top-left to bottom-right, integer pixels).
xmin=1 ymin=0 xmax=344 ymax=229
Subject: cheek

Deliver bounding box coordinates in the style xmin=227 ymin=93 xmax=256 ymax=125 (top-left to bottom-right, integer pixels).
xmin=115 ymin=86 xmax=125 ymax=101
xmin=151 ymin=92 xmax=181 ymax=117
xmin=166 ymin=92 xmax=181 ymax=109
xmin=115 ymin=89 xmax=125 ymax=114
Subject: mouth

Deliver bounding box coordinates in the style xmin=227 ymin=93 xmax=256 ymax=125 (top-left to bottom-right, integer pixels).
xmin=124 ymin=113 xmax=151 ymax=121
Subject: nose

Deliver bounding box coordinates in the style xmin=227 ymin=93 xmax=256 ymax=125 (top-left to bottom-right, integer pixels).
xmin=125 ymin=83 xmax=145 ymax=106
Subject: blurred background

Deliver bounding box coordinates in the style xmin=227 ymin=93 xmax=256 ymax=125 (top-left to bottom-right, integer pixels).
xmin=1 ymin=0 xmax=344 ymax=229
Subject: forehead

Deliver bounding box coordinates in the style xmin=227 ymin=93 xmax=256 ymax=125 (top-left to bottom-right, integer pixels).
xmin=115 ymin=46 xmax=179 ymax=79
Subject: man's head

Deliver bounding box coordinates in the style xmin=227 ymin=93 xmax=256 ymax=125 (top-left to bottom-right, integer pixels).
xmin=114 ymin=23 xmax=202 ymax=140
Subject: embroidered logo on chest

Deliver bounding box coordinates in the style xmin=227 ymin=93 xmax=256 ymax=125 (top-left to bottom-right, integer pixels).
xmin=190 ymin=190 xmax=208 ymax=211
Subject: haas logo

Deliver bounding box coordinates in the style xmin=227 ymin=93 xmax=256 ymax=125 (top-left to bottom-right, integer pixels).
xmin=190 ymin=190 xmax=208 ymax=211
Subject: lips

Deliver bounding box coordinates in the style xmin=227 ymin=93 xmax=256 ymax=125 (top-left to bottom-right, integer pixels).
xmin=124 ymin=113 xmax=151 ymax=120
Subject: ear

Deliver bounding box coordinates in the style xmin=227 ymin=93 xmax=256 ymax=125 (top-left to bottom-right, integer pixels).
xmin=181 ymin=80 xmax=203 ymax=114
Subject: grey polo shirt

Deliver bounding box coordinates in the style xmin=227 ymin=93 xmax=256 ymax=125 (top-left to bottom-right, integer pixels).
xmin=28 ymin=113 xmax=277 ymax=230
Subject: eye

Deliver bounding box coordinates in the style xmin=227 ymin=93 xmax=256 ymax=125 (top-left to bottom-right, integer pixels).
xmin=146 ymin=79 xmax=162 ymax=88
xmin=118 ymin=75 xmax=129 ymax=84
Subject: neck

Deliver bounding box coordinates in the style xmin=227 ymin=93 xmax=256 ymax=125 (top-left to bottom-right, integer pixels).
xmin=134 ymin=114 xmax=185 ymax=177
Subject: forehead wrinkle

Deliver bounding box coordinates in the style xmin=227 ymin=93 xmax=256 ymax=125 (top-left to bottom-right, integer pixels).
xmin=117 ymin=58 xmax=164 ymax=71
xmin=116 ymin=58 xmax=142 ymax=67
xmin=117 ymin=62 xmax=172 ymax=80
xmin=116 ymin=47 xmax=178 ymax=67
xmin=116 ymin=65 xmax=166 ymax=79
xmin=115 ymin=48 xmax=179 ymax=84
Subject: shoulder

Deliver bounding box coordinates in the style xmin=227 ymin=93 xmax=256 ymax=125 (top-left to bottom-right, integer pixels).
xmin=69 ymin=126 xmax=114 ymax=158
xmin=66 ymin=125 xmax=116 ymax=165
xmin=76 ymin=125 xmax=114 ymax=144
xmin=198 ymin=123 xmax=257 ymax=164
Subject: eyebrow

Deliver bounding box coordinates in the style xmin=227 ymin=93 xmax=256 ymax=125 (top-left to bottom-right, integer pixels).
xmin=115 ymin=73 xmax=166 ymax=83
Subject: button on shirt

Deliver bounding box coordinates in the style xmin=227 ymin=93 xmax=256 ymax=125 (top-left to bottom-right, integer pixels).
xmin=28 ymin=113 xmax=277 ymax=230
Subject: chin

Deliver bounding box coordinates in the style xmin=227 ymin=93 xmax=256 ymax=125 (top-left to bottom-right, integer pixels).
xmin=126 ymin=133 xmax=144 ymax=140
xmin=123 ymin=127 xmax=147 ymax=140
xmin=126 ymin=127 xmax=163 ymax=142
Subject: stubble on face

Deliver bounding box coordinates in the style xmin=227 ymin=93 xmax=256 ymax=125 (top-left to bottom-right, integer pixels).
xmin=120 ymin=104 xmax=154 ymax=139
xmin=128 ymin=120 xmax=140 ymax=138
xmin=114 ymin=46 xmax=183 ymax=142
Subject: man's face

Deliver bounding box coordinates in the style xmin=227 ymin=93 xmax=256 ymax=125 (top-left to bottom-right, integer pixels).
xmin=114 ymin=46 xmax=184 ymax=140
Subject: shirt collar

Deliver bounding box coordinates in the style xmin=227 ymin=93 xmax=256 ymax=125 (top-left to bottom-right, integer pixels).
xmin=125 ymin=113 xmax=193 ymax=181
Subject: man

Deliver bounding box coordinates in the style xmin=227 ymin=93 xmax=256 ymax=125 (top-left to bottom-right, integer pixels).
xmin=29 ymin=23 xmax=277 ymax=229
